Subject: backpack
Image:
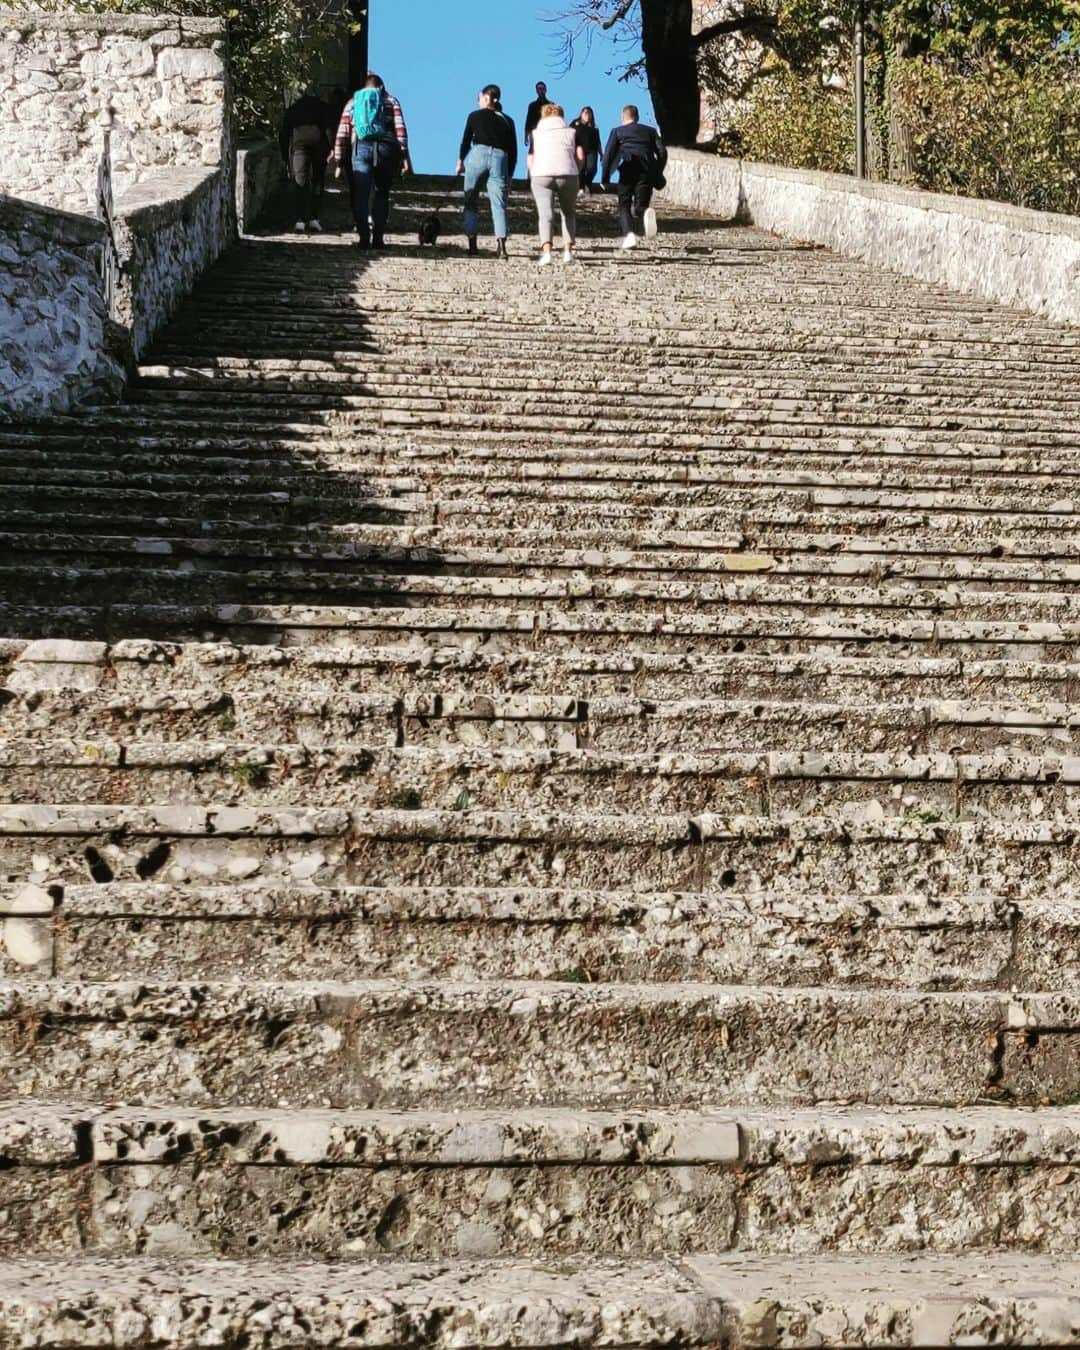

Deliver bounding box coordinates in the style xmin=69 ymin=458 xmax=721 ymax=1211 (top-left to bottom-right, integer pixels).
xmin=353 ymin=87 xmax=385 ymax=143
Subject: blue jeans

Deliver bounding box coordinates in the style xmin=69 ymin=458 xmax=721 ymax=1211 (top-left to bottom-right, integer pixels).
xmin=463 ymin=145 xmax=510 ymax=239
xmin=351 ymin=139 xmax=399 ymax=244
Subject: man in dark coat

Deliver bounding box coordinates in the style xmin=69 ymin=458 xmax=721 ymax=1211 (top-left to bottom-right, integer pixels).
xmin=524 ymin=81 xmax=550 ymax=149
xmin=601 ymin=104 xmax=667 ymax=249
xmin=280 ymin=90 xmax=331 ymax=232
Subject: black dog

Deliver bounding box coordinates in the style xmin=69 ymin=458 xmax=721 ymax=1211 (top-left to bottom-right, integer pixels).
xmin=418 ymin=210 xmax=442 ymax=247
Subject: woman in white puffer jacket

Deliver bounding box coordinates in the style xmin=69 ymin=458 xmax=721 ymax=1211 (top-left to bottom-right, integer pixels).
xmin=527 ymin=103 xmax=585 ymax=267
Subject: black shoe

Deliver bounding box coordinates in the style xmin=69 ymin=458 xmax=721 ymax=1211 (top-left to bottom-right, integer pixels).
xmin=496 ymin=239 xmax=508 ymax=260
xmin=372 ymin=236 xmax=386 ymax=250
xmin=467 ymin=236 xmax=479 ymax=256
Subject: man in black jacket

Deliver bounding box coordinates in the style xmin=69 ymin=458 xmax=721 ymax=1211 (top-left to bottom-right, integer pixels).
xmin=280 ymin=90 xmax=332 ymax=232
xmin=524 ymin=81 xmax=549 ymax=149
xmin=601 ymin=105 xmax=667 ymax=250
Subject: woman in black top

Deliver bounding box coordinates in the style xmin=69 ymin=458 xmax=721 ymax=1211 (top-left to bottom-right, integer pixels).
xmin=571 ymin=106 xmax=602 ymax=194
xmin=456 ymin=84 xmax=518 ymax=257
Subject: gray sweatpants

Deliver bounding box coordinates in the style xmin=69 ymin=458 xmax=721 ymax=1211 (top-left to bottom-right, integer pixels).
xmin=531 ymin=174 xmax=578 ymax=246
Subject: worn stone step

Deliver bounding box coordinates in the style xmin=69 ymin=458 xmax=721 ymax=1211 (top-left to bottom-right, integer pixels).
xmin=133 ymin=363 xmax=1080 ymax=410
xmin=5 ymin=880 xmax=1071 ymax=990
xmin=11 ymin=530 xmax=1080 ymax=593
xmin=7 ymin=1102 xmax=1080 ymax=1258
xmin=6 ymin=801 xmax=1080 ymax=901
xmin=96 ymin=642 xmax=1080 ymax=705
xmin=3 ymin=1253 xmax=1080 ymax=1349
xmin=9 ymin=601 xmax=1080 ymax=658
xmin=0 ymin=976 xmax=1067 ymax=1107
xmin=11 ymin=681 xmax=1080 ymax=751
xmin=28 ymin=572 xmax=1080 ymax=625
xmin=8 ymin=741 xmax=1080 ymax=826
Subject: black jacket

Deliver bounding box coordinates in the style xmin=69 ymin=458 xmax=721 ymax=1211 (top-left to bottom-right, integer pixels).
xmin=601 ymin=120 xmax=667 ymax=183
xmin=524 ymin=95 xmax=547 ymax=143
xmin=280 ymin=95 xmax=331 ymax=161
xmin=460 ymin=108 xmax=519 ymax=178
xmin=572 ymin=121 xmax=602 ymax=157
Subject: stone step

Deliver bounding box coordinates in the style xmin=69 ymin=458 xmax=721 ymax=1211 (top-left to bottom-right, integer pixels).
xmin=12 ymin=1250 xmax=1080 ymax=1349
xmin=11 ymin=422 xmax=1079 ymax=468
xmin=17 ymin=502 xmax=1080 ymax=562
xmin=133 ymin=362 xmax=1080 ymax=406
xmin=8 ymin=602 xmax=1080 ymax=657
xmin=7 ymin=1102 xmax=1080 ymax=1258
xmin=12 ymin=456 xmax=1080 ymax=510
xmin=11 ymin=529 xmax=1080 ymax=592
xmin=6 ymin=741 xmax=1080 ymax=826
xmin=3 ymin=880 xmax=1069 ymax=990
xmin=5 ymin=801 xmax=1080 ymax=900
xmin=10 ymin=682 xmax=1080 ymax=750
xmin=123 ymin=386 xmax=1080 ymax=439
xmin=11 ymin=426 xmax=1080 ymax=482
xmin=27 ymin=568 xmax=1080 ymax=620
xmin=0 ymin=975 xmax=1069 ymax=1107
xmin=59 ymin=641 xmax=1080 ymax=704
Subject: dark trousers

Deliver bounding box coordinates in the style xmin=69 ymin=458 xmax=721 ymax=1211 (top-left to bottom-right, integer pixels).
xmin=290 ymin=127 xmax=327 ymax=222
xmin=579 ymin=152 xmax=599 ymax=192
xmin=350 ymin=140 xmax=400 ymax=244
xmin=616 ymin=160 xmax=653 ymax=235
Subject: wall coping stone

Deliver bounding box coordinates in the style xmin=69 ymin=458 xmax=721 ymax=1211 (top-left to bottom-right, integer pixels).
xmin=0 ymin=192 xmax=105 ymax=247
xmin=115 ymin=165 xmax=220 ymax=226
xmin=738 ymin=158 xmax=1080 ymax=243
xmin=0 ymin=10 xmax=223 ymax=38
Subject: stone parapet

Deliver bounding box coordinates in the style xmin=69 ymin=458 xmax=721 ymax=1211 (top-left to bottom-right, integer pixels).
xmin=0 ymin=193 xmax=124 ymax=418
xmin=663 ymin=149 xmax=1080 ymax=327
xmin=113 ymin=164 xmax=231 ymax=358
xmin=236 ymin=138 xmax=287 ymax=235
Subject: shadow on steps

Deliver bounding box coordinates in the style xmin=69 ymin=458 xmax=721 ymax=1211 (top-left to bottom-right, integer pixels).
xmin=0 ymin=188 xmax=438 ymax=645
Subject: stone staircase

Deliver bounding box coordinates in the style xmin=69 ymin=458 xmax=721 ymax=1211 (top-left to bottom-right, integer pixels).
xmin=3 ymin=175 xmax=1080 ymax=1346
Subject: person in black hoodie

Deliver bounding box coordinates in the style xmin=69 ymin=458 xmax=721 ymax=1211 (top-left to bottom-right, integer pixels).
xmin=280 ymin=89 xmax=331 ymax=232
xmin=601 ymin=104 xmax=667 ymax=249
xmin=571 ymin=106 xmax=602 ymax=194
xmin=524 ymin=81 xmax=549 ymax=150
xmin=456 ymin=84 xmax=518 ymax=258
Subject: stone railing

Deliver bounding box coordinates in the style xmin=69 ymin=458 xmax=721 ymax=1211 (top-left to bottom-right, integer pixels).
xmin=0 ymin=194 xmax=125 ymax=419
xmin=236 ymin=139 xmax=287 ymax=235
xmin=113 ymin=165 xmax=232 ymax=358
xmin=663 ymin=150 xmax=1080 ymax=328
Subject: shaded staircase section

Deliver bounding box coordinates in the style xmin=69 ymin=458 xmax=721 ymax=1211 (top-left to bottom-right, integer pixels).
xmin=3 ymin=174 xmax=1080 ymax=1346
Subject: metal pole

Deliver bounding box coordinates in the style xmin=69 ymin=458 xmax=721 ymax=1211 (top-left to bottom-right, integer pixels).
xmin=854 ymin=1 xmax=867 ymax=178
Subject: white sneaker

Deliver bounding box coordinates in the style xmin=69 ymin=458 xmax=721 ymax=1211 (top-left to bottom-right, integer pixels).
xmin=309 ymin=218 xmax=322 ymax=232
xmin=643 ymin=207 xmax=658 ymax=240
xmin=295 ymin=220 xmax=307 ymax=233
xmin=538 ymin=251 xmax=554 ymax=268
xmin=562 ymin=247 xmax=575 ymax=264
xmin=621 ymin=232 xmax=638 ymax=250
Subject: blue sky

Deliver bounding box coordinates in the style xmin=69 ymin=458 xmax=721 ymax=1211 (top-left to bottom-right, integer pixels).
xmin=370 ymin=1 xmax=654 ymax=172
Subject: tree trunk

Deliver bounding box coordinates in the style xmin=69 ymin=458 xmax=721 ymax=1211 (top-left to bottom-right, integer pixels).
xmin=887 ymin=4 xmax=930 ymax=182
xmin=640 ymin=0 xmax=702 ymax=145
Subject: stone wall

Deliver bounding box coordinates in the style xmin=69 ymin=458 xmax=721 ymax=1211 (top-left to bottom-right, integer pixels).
xmin=663 ymin=150 xmax=1080 ymax=328
xmin=113 ymin=165 xmax=231 ymax=357
xmin=0 ymin=194 xmax=125 ymax=419
xmin=236 ymin=139 xmax=287 ymax=235
xmin=0 ymin=11 xmax=229 ymax=216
